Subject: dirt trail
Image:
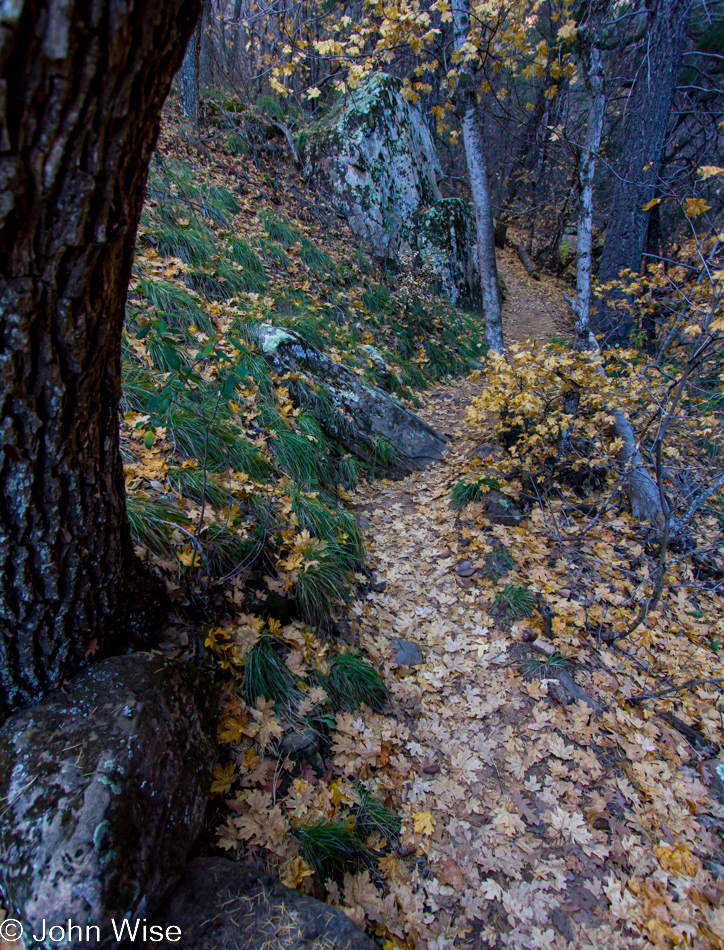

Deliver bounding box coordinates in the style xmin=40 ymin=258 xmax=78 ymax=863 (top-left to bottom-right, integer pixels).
xmin=497 ymin=246 xmax=571 ymax=345
xmin=343 ymin=372 xmax=716 ymax=949
xmin=347 ymin=382 xmax=617 ymax=949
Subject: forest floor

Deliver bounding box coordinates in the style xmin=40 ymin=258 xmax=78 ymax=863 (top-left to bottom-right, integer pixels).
xmin=326 ymin=271 xmax=724 ymax=950
xmin=340 ymin=385 xmax=723 ymax=950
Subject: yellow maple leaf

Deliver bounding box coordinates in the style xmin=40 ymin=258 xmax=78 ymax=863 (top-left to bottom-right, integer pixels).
xmin=178 ymin=544 xmax=202 ymax=568
xmin=413 ymin=810 xmax=435 ymax=835
xmin=557 ymin=20 xmax=577 ymax=42
xmin=697 ymin=165 xmax=724 ymax=180
xmin=281 ymin=856 xmax=314 ymax=889
xmin=684 ymin=197 xmax=711 ymax=217
xmin=210 ymin=762 xmax=236 ymax=797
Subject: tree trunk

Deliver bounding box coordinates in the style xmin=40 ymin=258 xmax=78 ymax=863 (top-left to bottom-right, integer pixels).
xmin=0 ymin=0 xmax=201 ymax=720
xmin=594 ymin=0 xmax=692 ymax=345
xmin=451 ymin=0 xmax=504 ymax=352
xmin=573 ymin=26 xmax=606 ymax=351
xmin=181 ymin=16 xmax=202 ymax=127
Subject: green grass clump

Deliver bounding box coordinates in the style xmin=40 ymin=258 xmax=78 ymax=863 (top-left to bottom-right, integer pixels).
xmin=294 ymin=820 xmax=365 ymax=879
xmin=300 ymin=242 xmax=335 ymax=276
xmin=227 ymin=239 xmax=268 ymax=292
xmin=137 ymin=278 xmax=212 ymax=333
xmin=450 ymin=478 xmax=485 ymax=510
xmin=201 ymin=521 xmax=254 ymax=575
xmin=121 ymin=362 xmax=160 ymax=412
xmin=126 ymin=493 xmax=189 ymax=557
xmin=294 ymin=541 xmax=352 ymax=626
xmin=260 ymin=211 xmax=301 ymax=249
xmin=166 ymin=465 xmax=234 ymax=508
xmin=495 ymin=583 xmax=535 ymax=620
xmin=291 ymin=489 xmax=364 ymax=563
xmin=450 ymin=476 xmax=501 ymax=510
xmin=272 ymin=428 xmax=325 ymax=486
xmin=355 ymin=786 xmax=401 ymax=844
xmin=327 ymin=651 xmax=390 ymax=712
xmin=256 ymin=237 xmax=290 ymax=269
xmin=152 ymin=225 xmax=214 ymax=265
xmin=244 ymin=633 xmax=296 ymax=704
xmin=481 ymin=548 xmax=516 ymax=580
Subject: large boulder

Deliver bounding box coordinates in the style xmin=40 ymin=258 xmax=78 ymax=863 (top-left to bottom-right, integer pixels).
xmin=0 ymin=653 xmax=217 ymax=947
xmin=257 ymin=323 xmax=447 ymax=471
xmin=412 ymin=198 xmax=480 ymax=309
xmin=150 ymin=857 xmax=379 ymax=950
xmin=304 ymin=74 xmax=479 ymax=308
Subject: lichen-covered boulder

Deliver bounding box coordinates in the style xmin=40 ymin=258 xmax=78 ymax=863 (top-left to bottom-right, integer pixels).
xmin=305 ymin=73 xmax=442 ymax=260
xmin=412 ymin=198 xmax=480 ymax=309
xmin=257 ymin=323 xmax=447 ymax=471
xmin=305 ymin=75 xmax=480 ymax=308
xmin=0 ymin=653 xmax=217 ymax=948
xmin=149 ymin=858 xmax=379 ymax=950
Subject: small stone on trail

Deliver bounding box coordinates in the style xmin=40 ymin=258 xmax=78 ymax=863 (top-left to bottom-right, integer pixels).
xmin=456 ymin=559 xmax=475 ymax=577
xmin=393 ymin=640 xmax=424 ymax=666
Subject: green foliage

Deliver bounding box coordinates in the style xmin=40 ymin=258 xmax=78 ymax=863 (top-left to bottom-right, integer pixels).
xmin=327 ymin=650 xmax=390 ymax=711
xmin=151 ymin=225 xmax=214 ymax=265
xmin=227 ymin=238 xmax=268 ymax=292
xmin=450 ymin=478 xmax=485 ymax=510
xmin=294 ymin=820 xmax=365 ymax=879
xmin=244 ymin=633 xmax=296 ymax=704
xmin=126 ymin=493 xmax=189 ymax=557
xmin=260 ymin=212 xmax=301 ymax=248
xmin=300 ymin=242 xmax=335 ymax=276
xmin=355 ymin=786 xmax=401 ymax=844
xmin=227 ymin=133 xmax=248 ymax=156
xmin=291 ymin=488 xmax=365 ymax=563
xmin=450 ymin=476 xmax=500 ymax=510
xmin=294 ymin=540 xmax=353 ymax=625
xmin=256 ymin=237 xmax=290 ymax=268
xmin=255 ymin=94 xmax=286 ymax=121
xmin=272 ymin=428 xmax=326 ymax=486
xmin=121 ymin=362 xmax=160 ymax=412
xmin=167 ymin=465 xmax=234 ymax=508
xmin=481 ymin=548 xmax=516 ymax=580
xmin=137 ymin=278 xmax=213 ymax=334
xmin=201 ymin=521 xmax=254 ymax=575
xmin=495 ymin=583 xmax=535 ymax=620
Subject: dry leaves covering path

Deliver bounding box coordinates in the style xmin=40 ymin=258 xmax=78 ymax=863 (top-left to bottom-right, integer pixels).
xmin=337 ymin=379 xmax=724 ymax=950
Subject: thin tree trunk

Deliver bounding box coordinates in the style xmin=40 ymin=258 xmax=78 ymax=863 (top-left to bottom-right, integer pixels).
xmin=182 ymin=17 xmax=202 ymax=127
xmin=0 ymin=0 xmax=201 ymax=720
xmin=594 ymin=0 xmax=692 ymax=345
xmin=451 ymin=0 xmax=504 ymax=352
xmin=573 ymin=32 xmax=606 ymax=351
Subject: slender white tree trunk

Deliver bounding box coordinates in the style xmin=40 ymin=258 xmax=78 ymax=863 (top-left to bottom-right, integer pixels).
xmin=451 ymin=0 xmax=504 ymax=352
xmin=573 ymin=40 xmax=605 ymax=351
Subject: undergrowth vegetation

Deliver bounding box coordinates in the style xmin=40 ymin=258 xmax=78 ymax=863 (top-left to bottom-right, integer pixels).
xmin=121 ymin=110 xmax=485 ymax=895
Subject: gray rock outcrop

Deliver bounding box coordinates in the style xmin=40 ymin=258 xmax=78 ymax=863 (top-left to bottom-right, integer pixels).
xmin=0 ymin=653 xmax=217 ymax=947
xmin=257 ymin=323 xmax=447 ymax=471
xmin=150 ymin=857 xmax=379 ymax=949
xmin=304 ymin=74 xmax=479 ymax=308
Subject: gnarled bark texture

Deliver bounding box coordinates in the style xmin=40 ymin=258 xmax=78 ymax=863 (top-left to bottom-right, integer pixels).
xmin=0 ymin=0 xmax=201 ymax=720
xmin=594 ymin=0 xmax=692 ymax=345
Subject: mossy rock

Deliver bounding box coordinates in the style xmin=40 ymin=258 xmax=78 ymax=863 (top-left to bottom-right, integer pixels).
xmin=0 ymin=654 xmax=217 ymax=946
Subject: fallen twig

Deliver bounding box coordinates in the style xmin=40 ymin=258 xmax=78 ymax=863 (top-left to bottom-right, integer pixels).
xmin=626 ymin=677 xmax=724 ymax=704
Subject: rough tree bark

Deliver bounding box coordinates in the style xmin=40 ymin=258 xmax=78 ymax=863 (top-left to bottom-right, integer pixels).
xmin=451 ymin=0 xmax=504 ymax=352
xmin=181 ymin=16 xmax=202 ymax=126
xmin=594 ymin=0 xmax=692 ymax=344
xmin=0 ymin=0 xmax=201 ymax=720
